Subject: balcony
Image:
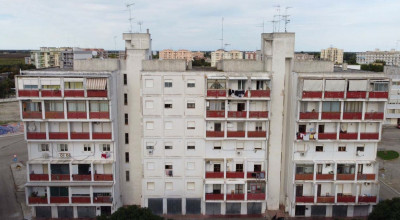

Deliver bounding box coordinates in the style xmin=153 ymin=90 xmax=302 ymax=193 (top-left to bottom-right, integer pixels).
xmin=247 ymin=193 xmax=265 ymax=200
xmin=321 ymin=112 xmax=340 ymax=120
xmin=72 ymin=174 xmax=92 ymax=181
xmin=247 ymin=131 xmax=267 ymax=138
xmin=364 ymin=112 xmax=384 ymax=120
xmin=318 ymin=133 xmax=337 ymax=140
xmin=67 ymin=112 xmax=87 ymax=119
xmin=28 ymin=197 xmax=48 ymax=204
xmin=205 ymin=172 xmax=224 ymax=178
xmin=93 ymin=196 xmax=112 ymax=203
xmin=30 ymin=174 xmax=49 ymax=181
xmin=228 ymin=111 xmax=246 ymax=118
xmin=347 ymin=91 xmax=366 ymax=99
xmin=27 ymin=132 xmax=46 ymax=140
xmin=64 ymin=90 xmax=84 ymax=97
xmin=296 ymin=196 xmax=314 ymax=203
xmin=247 ymin=172 xmax=265 ymax=179
xmin=41 ymin=90 xmax=62 ymax=97
xmin=22 ymin=111 xmax=42 ymax=119
xmin=250 ymin=90 xmax=270 ymax=97
xmin=317 ymin=196 xmax=335 ymax=203
xmin=94 ymin=174 xmax=113 ymax=181
xmin=360 ymin=133 xmax=379 ymax=140
xmin=324 ymin=91 xmax=344 ymax=99
xmin=89 ymin=112 xmax=110 ymax=119
xmin=302 ymin=91 xmax=322 ymax=99
xmin=206 ymin=110 xmax=225 ymax=118
xmin=50 ymin=197 xmax=69 ymax=203
xmin=70 ymin=132 xmax=90 ymax=139
xmin=92 ymin=132 xmax=112 ymax=139
xmin=299 ymin=112 xmax=319 ymax=120
xmin=295 ymin=174 xmax=313 ymax=180
xmin=316 ymin=174 xmax=334 ymax=180
xmin=51 ymin=174 xmax=70 ymax=181
xmin=87 ymin=90 xmax=107 ymax=97
xmin=226 ymin=194 xmax=244 ymax=200
xmin=226 ymin=172 xmax=244 ymax=178
xmin=18 ymin=90 xmax=39 ymax=97
xmin=49 ymin=132 xmax=68 ymax=139
xmin=339 ymin=133 xmax=358 ymax=140
xmin=207 ymin=90 xmax=226 ymax=97
xmin=369 ymin=91 xmax=388 ymax=99
xmin=337 ymin=195 xmax=356 ymax=203
xmin=206 ymin=131 xmax=224 ymax=138
xmin=227 ymin=131 xmax=245 ymax=138
xmin=336 ymin=174 xmax=355 ymax=180
xmin=343 ymin=112 xmax=362 ymax=120
xmin=45 ymin=112 xmax=64 ymax=119
xmin=249 ymin=111 xmax=268 ymax=118
xmin=72 ymin=197 xmax=91 ymax=203
xmin=357 ymin=174 xmax=376 ymax=181
xmin=205 ymin=193 xmax=224 ymax=200
xmin=358 ymin=196 xmax=377 ymax=203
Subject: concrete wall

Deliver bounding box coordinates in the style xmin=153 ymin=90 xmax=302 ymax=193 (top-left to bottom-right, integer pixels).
xmin=385 ymin=66 xmax=400 ymax=75
xmin=221 ymin=60 xmax=264 ymax=72
xmin=74 ymin=59 xmax=120 ymax=72
xmin=142 ymin=60 xmax=186 ymax=72
xmin=293 ymin=60 xmax=334 ymax=73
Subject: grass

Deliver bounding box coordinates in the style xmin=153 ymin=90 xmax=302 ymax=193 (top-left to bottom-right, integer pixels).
xmin=0 ymin=58 xmax=25 ymax=65
xmin=377 ymin=150 xmax=400 ymax=160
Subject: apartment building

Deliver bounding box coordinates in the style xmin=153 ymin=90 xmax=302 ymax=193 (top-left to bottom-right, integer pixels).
xmin=159 ymin=49 xmax=193 ymax=62
xmin=294 ymin=53 xmax=314 ymax=61
xmin=60 ymin=48 xmax=93 ymax=69
xmin=321 ymin=47 xmax=344 ymax=64
xmin=211 ymin=50 xmax=243 ymax=67
xmin=16 ymin=63 xmax=122 ymax=218
xmin=357 ymin=49 xmax=400 ymax=66
xmin=31 ymin=47 xmax=67 ymax=68
xmin=384 ymin=66 xmax=400 ymax=125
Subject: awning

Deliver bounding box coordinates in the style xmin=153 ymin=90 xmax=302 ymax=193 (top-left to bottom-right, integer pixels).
xmin=64 ymin=78 xmax=84 ymax=82
xmin=207 ymin=76 xmax=226 ymax=80
xmin=86 ymin=78 xmax=107 ymax=90
xmin=229 ymin=76 xmax=248 ymax=80
xmin=251 ymin=77 xmax=270 ymax=80
xmin=40 ymin=78 xmax=61 ymax=85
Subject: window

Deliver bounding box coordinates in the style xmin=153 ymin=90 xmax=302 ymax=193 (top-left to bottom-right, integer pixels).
xmin=187 ymin=80 xmax=195 ymax=88
xmin=164 ymin=80 xmax=172 ymax=88
xmin=256 ymin=80 xmax=267 ymax=90
xmin=187 ymin=182 xmax=195 ymax=190
xmin=146 ymin=122 xmax=154 ymax=130
xmin=187 ymin=142 xmax=195 ymax=150
xmin=207 ymin=101 xmax=225 ymax=111
xmin=338 ymin=146 xmax=346 ymax=152
xmin=164 ymin=143 xmax=173 ymax=150
xmin=125 ymin=152 xmax=129 ymax=163
xmin=146 ymin=142 xmax=154 ymax=150
xmin=165 ymin=164 xmax=173 ymax=170
xmin=357 ymin=146 xmax=365 ymax=152
xmin=124 ymin=114 xmax=128 ymax=125
xmin=254 ymin=164 xmax=262 ymax=172
xmin=373 ymin=82 xmax=388 ymax=91
xmin=58 ymin=144 xmax=68 ymax=152
xmin=165 ymin=182 xmax=173 ymax=190
xmin=236 ymin=142 xmax=244 ymax=150
xmin=125 ymin=133 xmax=129 ymax=144
xmin=296 ymin=164 xmax=314 ymax=174
xmin=165 ymin=121 xmax=172 ymax=130
xmin=164 ymin=102 xmax=173 ymax=109
xmin=64 ymin=81 xmax=83 ymax=89
xmin=123 ymin=74 xmax=127 ymax=85
xmin=322 ymin=101 xmax=340 ymax=112
xmin=213 ymin=143 xmax=222 ymax=150
xmin=316 ymin=146 xmax=324 ymax=152
xmin=254 ymin=142 xmax=262 ymax=150
xmin=187 ymin=121 xmax=195 ymax=130
xmin=23 ymin=84 xmax=38 ymax=90
xmin=102 ymin=144 xmax=111 ymax=152
xmin=236 ymin=164 xmax=243 ymax=172
xmin=45 ymin=101 xmax=63 ymax=112
xmin=255 ymin=122 xmax=263 ymax=131
xmin=67 ymin=101 xmax=85 ymax=112
xmin=147 ymin=162 xmax=155 ymax=170
xmin=40 ymin=144 xmax=49 ymax=152
xmin=238 ymin=80 xmax=246 ymax=90
xmin=344 ymin=102 xmax=363 ymax=112
xmin=213 ymin=164 xmax=221 ymax=172
xmin=145 ymin=79 xmax=153 ymax=88
xmin=145 ymin=101 xmax=154 ymax=109
xmin=83 ymin=144 xmax=91 ymax=152
xmin=147 ymin=182 xmax=155 ymax=190
xmin=125 ymin=170 xmax=130 ymax=182
xmin=187 ymin=102 xmax=195 ymax=109
xmin=90 ymin=101 xmax=109 ymax=112
xmin=187 ymin=162 xmax=195 ymax=170
xmin=124 ymin=94 xmax=128 ymax=105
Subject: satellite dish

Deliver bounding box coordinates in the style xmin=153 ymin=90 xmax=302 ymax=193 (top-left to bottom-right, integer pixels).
xmin=28 ymin=123 xmax=36 ymax=132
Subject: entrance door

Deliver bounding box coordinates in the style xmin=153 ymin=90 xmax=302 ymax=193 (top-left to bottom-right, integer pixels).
xmin=296 ymin=185 xmax=303 ymax=197
xmin=295 ymin=205 xmax=306 ymax=216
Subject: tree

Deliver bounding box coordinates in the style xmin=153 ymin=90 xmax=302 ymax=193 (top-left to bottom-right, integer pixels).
xmin=97 ymin=205 xmax=163 ymax=220
xmin=368 ymin=197 xmax=400 ymax=219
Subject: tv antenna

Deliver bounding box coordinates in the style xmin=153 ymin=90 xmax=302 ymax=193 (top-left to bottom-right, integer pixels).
xmin=269 ymin=20 xmax=278 ymax=32
xmin=126 ymin=3 xmax=135 ymax=33
xmin=219 ymin=17 xmax=224 ymax=50
xmin=137 ymin=20 xmax=143 ymax=33
xmin=273 ymin=5 xmax=281 ymax=32
xmin=256 ymin=19 xmax=265 ymax=33
xmin=282 ymin=7 xmax=292 ymax=32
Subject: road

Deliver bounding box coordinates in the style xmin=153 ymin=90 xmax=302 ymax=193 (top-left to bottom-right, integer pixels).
xmin=0 ymin=134 xmax=27 ymax=220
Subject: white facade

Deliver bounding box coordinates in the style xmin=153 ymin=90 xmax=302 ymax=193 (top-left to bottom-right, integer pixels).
xmin=211 ymin=50 xmax=243 ymax=67
xmin=357 ymin=49 xmax=400 ymax=66
xmin=385 ymin=66 xmax=400 ymax=125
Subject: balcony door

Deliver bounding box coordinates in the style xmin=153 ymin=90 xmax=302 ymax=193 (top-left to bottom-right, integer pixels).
xmin=213 ymin=164 xmax=221 ymax=172
xmin=296 ymin=185 xmax=303 ymax=197
xmin=214 ymin=123 xmax=222 ymax=132
xmin=317 ymin=184 xmax=321 ymax=196
xmin=213 ymin=185 xmax=221 ymax=194
xmin=237 ymin=103 xmax=245 ymax=111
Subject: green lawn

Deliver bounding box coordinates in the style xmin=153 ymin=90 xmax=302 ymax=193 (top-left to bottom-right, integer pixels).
xmin=377 ymin=150 xmax=400 ymax=160
xmin=0 ymin=58 xmax=25 ymax=65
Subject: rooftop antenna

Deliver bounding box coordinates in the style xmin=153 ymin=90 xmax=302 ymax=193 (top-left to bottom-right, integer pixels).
xmin=256 ymin=19 xmax=265 ymax=33
xmin=137 ymin=21 xmax=143 ymax=33
xmin=274 ymin=5 xmax=281 ymax=32
xmin=126 ymin=2 xmax=135 ymax=33
xmin=269 ymin=20 xmax=278 ymax=32
xmin=282 ymin=6 xmax=292 ymax=32
xmin=219 ymin=17 xmax=224 ymax=50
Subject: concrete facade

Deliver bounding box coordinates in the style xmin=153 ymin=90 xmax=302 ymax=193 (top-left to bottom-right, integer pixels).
xmin=211 ymin=50 xmax=244 ymax=67
xmin=384 ymin=66 xmax=400 ymax=125
xmin=357 ymin=49 xmax=400 ymax=66
xmin=321 ymin=47 xmax=344 ymax=64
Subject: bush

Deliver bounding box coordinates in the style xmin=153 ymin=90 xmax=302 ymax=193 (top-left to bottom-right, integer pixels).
xmin=361 ymin=64 xmax=384 ymax=72
xmin=97 ymin=205 xmax=163 ymax=220
xmin=368 ymin=197 xmax=400 ymax=219
xmin=377 ymin=150 xmax=399 ymax=160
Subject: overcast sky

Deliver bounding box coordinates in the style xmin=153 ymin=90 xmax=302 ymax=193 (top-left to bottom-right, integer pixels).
xmin=0 ymin=0 xmax=399 ymax=52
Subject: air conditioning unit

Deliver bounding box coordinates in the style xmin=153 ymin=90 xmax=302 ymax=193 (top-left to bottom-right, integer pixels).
xmin=300 ymin=152 xmax=305 ymax=156
xmin=148 ymin=150 xmax=153 ymax=155
xmin=42 ymin=153 xmax=49 ymax=159
xmin=366 ymin=163 xmax=372 ymax=166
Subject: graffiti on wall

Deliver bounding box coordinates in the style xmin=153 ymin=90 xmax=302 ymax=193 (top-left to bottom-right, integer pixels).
xmin=0 ymin=122 xmax=24 ymax=136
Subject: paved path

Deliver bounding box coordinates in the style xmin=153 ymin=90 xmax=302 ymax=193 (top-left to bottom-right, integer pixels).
xmin=0 ymin=135 xmax=27 ymax=220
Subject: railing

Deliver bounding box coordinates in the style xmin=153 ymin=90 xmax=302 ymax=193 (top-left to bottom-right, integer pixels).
xmin=28 ymin=197 xmax=48 ymax=204
xmin=347 ymin=91 xmax=367 ymax=99
xmin=72 ymin=174 xmax=92 ymax=181
xmin=336 ymin=174 xmax=355 ymax=180
xmin=302 ymin=91 xmax=323 ymax=98
xmin=324 ymin=91 xmax=344 ymax=98
xmin=369 ymin=91 xmax=388 ymax=99
xmin=94 ymin=174 xmax=113 ymax=181
xmin=49 ymin=132 xmax=68 ymax=139
xmin=70 ymin=132 xmax=90 ymax=139
xmin=357 ymin=174 xmax=376 ymax=180
xmin=18 ymin=90 xmax=39 ymax=97
xmin=51 ymin=174 xmax=70 ymax=181
xmin=87 ymin=90 xmax=107 ymax=97
xmin=64 ymin=90 xmax=84 ymax=97
xmin=71 ymin=196 xmax=91 ymax=203
xmin=226 ymin=193 xmax=244 ymax=200
xmin=317 ymin=196 xmax=335 ymax=203
xmin=30 ymin=174 xmax=49 ymax=181
xmin=206 ymin=110 xmax=225 ymax=118
xmin=27 ymin=132 xmax=46 ymax=139
xmin=226 ymin=172 xmax=244 ymax=178
xmin=358 ymin=196 xmax=377 ymax=203
xmin=205 ymin=193 xmax=224 ymax=200
xmin=299 ymin=112 xmax=319 ymax=120
xmin=247 ymin=193 xmax=265 ymax=200
xmin=228 ymin=111 xmax=247 ymax=118
xmin=296 ymin=196 xmax=314 ymax=203
xmin=205 ymin=172 xmax=224 ymax=178
xmin=22 ymin=111 xmax=42 ymax=119
xmin=247 ymin=131 xmax=267 ymax=138
xmin=45 ymin=111 xmax=64 ymax=119
xmin=206 ymin=131 xmax=224 ymax=138
xmin=89 ymin=112 xmax=110 ymax=119
xmin=339 ymin=133 xmax=358 ymax=140
xmin=318 ymin=133 xmax=337 ymax=140
xmin=337 ymin=195 xmax=356 ymax=203
xmin=50 ymin=197 xmax=69 ymax=203
xmin=92 ymin=132 xmax=112 ymax=139
xmin=360 ymin=133 xmax=379 ymax=140
xmin=295 ymin=174 xmax=314 ymax=180
xmin=67 ymin=112 xmax=87 ymax=119
xmin=343 ymin=112 xmax=362 ymax=120
xmin=93 ymin=196 xmax=112 ymax=203
xmin=41 ymin=90 xmax=62 ymax=97
xmin=316 ymin=174 xmax=334 ymax=180
xmin=250 ymin=90 xmax=270 ymax=97
xmin=227 ymin=131 xmax=245 ymax=137
xmin=364 ymin=112 xmax=384 ymax=120
xmin=321 ymin=112 xmax=340 ymax=119
xmin=207 ymin=90 xmax=226 ymax=97
xmin=249 ymin=111 xmax=268 ymax=118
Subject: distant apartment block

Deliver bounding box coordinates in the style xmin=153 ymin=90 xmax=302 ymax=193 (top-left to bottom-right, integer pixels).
xmin=384 ymin=66 xmax=400 ymax=125
xmin=192 ymin=51 xmax=205 ymax=60
xmin=321 ymin=47 xmax=343 ymax=64
xmin=244 ymin=51 xmax=262 ymax=60
xmin=31 ymin=47 xmax=67 ymax=68
xmin=294 ymin=53 xmax=314 ymax=61
xmin=159 ymin=49 xmax=194 ymax=62
xmin=211 ymin=50 xmax=243 ymax=67
xmin=357 ymin=49 xmax=400 ymax=66
xmin=60 ymin=48 xmax=93 ymax=68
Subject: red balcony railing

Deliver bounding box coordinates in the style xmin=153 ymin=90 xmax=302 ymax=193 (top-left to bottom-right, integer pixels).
xmin=324 ymin=91 xmax=344 ymax=99
xmin=316 ymin=174 xmax=334 ymax=180
xmin=347 ymin=91 xmax=366 ymax=99
xmin=317 ymin=196 xmax=335 ymax=203
xmin=226 ymin=172 xmax=244 ymax=178
xmin=70 ymin=132 xmax=90 ymax=139
xmin=93 ymin=196 xmax=112 ymax=203
xmin=64 ymin=90 xmax=84 ymax=97
xmin=67 ymin=112 xmax=87 ymax=119
xmin=89 ymin=112 xmax=110 ymax=119
xmin=22 ymin=111 xmax=42 ymax=119
xmin=228 ymin=111 xmax=247 ymax=118
xmin=27 ymin=132 xmax=46 ymax=139
xmin=72 ymin=174 xmax=91 ymax=181
xmin=247 ymin=131 xmax=267 ymax=138
xmin=247 ymin=171 xmax=265 ymax=179
xmin=318 ymin=133 xmax=337 ymax=140
xmin=45 ymin=111 xmax=64 ymax=119
xmin=247 ymin=193 xmax=265 ymax=200
xmin=94 ymin=174 xmax=113 ymax=181
xmin=226 ymin=193 xmax=244 ymax=200
xmin=18 ymin=90 xmax=39 ymax=97
xmin=205 ymin=172 xmax=224 ymax=178
xmin=339 ymin=133 xmax=358 ymax=140
xmin=343 ymin=112 xmax=362 ymax=120
xmin=250 ymin=90 xmax=270 ymax=97
xmin=51 ymin=174 xmax=70 ymax=181
xmin=206 ymin=131 xmax=224 ymax=138
xmin=299 ymin=112 xmax=319 ymax=120
xmin=302 ymin=91 xmax=322 ymax=99
xmin=49 ymin=132 xmax=68 ymax=139
xmin=92 ymin=132 xmax=112 ymax=139
xmin=336 ymin=174 xmax=355 ymax=180
xmin=364 ymin=112 xmax=384 ymax=120
xmin=360 ymin=133 xmax=379 ymax=140
xmin=41 ymin=90 xmax=62 ymax=97
xmin=72 ymin=197 xmax=91 ymax=203
xmin=50 ymin=197 xmax=69 ymax=203
xmin=337 ymin=195 xmax=356 ymax=203
xmin=358 ymin=196 xmax=377 ymax=203
xmin=296 ymin=196 xmax=314 ymax=203
xmin=30 ymin=174 xmax=49 ymax=181
xmin=87 ymin=90 xmax=107 ymax=97
xmin=357 ymin=174 xmax=376 ymax=180
xmin=369 ymin=91 xmax=388 ymax=99
xmin=205 ymin=193 xmax=224 ymax=200
xmin=207 ymin=90 xmax=226 ymax=97
xmin=206 ymin=110 xmax=225 ymax=118
xmin=249 ymin=111 xmax=268 ymax=118
xmin=321 ymin=112 xmax=340 ymax=119
xmin=295 ymin=174 xmax=314 ymax=180
xmin=227 ymin=131 xmax=245 ymax=137
xmin=29 ymin=197 xmax=48 ymax=204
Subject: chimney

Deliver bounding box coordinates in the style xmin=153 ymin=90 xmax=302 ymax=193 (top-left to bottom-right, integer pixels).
xmin=146 ymin=29 xmax=149 ymax=34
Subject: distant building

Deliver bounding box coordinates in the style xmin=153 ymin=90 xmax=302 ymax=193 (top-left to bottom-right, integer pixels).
xmin=294 ymin=53 xmax=314 ymax=61
xmin=192 ymin=51 xmax=205 ymax=60
xmin=159 ymin=49 xmax=193 ymax=62
xmin=25 ymin=57 xmax=31 ymax=65
xmin=60 ymin=48 xmax=93 ymax=69
xmin=244 ymin=51 xmax=257 ymax=60
xmin=211 ymin=49 xmax=243 ymax=67
xmin=321 ymin=47 xmax=343 ymax=64
xmin=357 ymin=49 xmax=400 ymax=66
xmin=30 ymin=47 xmax=68 ymax=68
xmin=385 ymin=66 xmax=400 ymax=125
xmin=83 ymin=48 xmax=106 ymax=58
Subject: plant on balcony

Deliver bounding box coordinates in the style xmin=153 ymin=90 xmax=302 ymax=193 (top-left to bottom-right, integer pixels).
xmin=368 ymin=197 xmax=400 ymax=220
xmin=377 ymin=150 xmax=399 ymax=160
xmin=97 ymin=205 xmax=163 ymax=220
